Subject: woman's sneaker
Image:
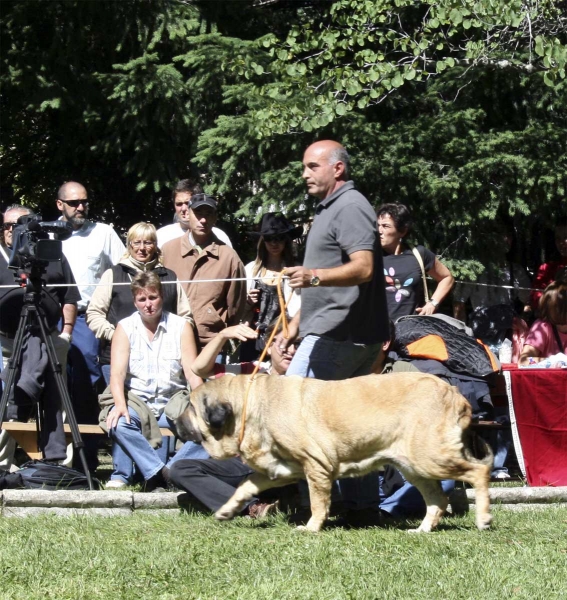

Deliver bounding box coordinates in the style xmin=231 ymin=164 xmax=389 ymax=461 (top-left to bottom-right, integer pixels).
xmin=105 ymin=479 xmax=127 ymax=489
xmin=245 ymin=500 xmax=279 ymax=519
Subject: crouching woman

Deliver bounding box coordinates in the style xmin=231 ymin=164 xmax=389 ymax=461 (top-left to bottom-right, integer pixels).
xmin=99 ymin=271 xmax=203 ymax=490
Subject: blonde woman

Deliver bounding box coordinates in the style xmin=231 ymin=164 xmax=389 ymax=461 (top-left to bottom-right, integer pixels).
xmin=87 ymin=222 xmax=193 ymax=488
xmin=87 ymin=222 xmax=191 ymax=368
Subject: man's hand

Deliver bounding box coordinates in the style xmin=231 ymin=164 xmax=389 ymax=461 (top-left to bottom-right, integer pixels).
xmin=222 ymin=322 xmax=258 ymax=342
xmin=106 ymin=404 xmax=130 ymax=429
xmin=284 ymin=266 xmax=314 ymax=289
xmin=272 ymin=314 xmax=300 ymax=356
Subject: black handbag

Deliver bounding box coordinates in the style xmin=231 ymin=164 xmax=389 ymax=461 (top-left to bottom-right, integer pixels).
xmin=1 ymin=460 xmax=100 ymax=490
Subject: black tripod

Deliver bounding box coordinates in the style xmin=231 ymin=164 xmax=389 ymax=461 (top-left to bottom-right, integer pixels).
xmin=0 ymin=275 xmax=94 ymax=489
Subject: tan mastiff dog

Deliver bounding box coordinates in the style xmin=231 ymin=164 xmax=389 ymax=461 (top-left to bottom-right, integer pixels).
xmin=177 ymin=372 xmax=493 ymax=533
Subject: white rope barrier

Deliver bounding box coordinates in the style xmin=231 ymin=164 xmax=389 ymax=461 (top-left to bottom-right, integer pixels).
xmin=0 ymin=276 xmax=546 ymax=293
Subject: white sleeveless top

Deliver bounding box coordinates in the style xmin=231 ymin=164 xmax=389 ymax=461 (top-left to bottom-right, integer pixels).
xmin=119 ymin=311 xmax=187 ymax=416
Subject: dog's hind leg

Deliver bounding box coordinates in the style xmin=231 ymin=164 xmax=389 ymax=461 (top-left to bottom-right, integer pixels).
xmin=215 ymin=472 xmax=294 ymax=521
xmin=297 ymin=465 xmax=333 ymax=533
xmin=457 ymin=463 xmax=492 ymax=531
xmin=401 ymin=476 xmax=448 ymax=533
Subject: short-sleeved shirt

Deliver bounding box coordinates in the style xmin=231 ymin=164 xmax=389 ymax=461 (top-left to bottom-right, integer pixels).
xmin=299 ymin=181 xmax=389 ymax=344
xmin=382 ymin=246 xmax=436 ymax=320
xmin=524 ymin=319 xmax=567 ymax=357
xmin=119 ymin=311 xmax=187 ymax=416
xmin=61 ymin=220 xmax=125 ymax=310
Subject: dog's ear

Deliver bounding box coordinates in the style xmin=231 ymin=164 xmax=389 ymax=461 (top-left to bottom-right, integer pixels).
xmin=205 ymin=402 xmax=233 ymax=432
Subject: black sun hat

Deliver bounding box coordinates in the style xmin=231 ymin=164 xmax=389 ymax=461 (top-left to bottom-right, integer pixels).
xmin=248 ymin=212 xmax=303 ymax=239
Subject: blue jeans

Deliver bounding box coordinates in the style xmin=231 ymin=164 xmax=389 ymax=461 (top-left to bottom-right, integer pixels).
xmin=109 ymin=407 xmax=209 ymax=482
xmin=379 ymin=475 xmax=455 ymax=518
xmin=287 ymin=334 xmax=382 ymax=511
xmin=67 ymin=315 xmax=103 ymax=424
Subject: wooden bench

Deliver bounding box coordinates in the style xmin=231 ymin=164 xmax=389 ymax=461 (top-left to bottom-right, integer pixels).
xmin=1 ymin=421 xmax=174 ymax=461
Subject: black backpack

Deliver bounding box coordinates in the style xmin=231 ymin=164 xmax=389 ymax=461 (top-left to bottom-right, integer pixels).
xmin=0 ymin=460 xmax=100 ymax=490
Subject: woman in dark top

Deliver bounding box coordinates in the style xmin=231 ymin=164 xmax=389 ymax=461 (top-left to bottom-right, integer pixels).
xmin=377 ymin=203 xmax=454 ymax=320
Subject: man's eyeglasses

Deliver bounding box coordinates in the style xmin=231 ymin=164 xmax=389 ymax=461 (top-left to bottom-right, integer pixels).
xmin=58 ymin=199 xmax=89 ymax=208
xmin=130 ymin=240 xmax=155 ymax=249
xmin=264 ymin=235 xmax=286 ymax=244
xmin=2 ymin=222 xmax=17 ymax=231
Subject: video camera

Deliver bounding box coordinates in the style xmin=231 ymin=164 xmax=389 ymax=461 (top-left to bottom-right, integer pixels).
xmin=8 ymin=215 xmax=73 ymax=270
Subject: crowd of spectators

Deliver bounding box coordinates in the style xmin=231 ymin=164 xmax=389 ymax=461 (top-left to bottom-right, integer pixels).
xmin=1 ymin=145 xmax=565 ymax=523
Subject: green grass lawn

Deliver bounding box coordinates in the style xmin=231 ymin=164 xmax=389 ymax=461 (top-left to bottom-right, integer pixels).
xmin=1 ymin=506 xmax=566 ymax=600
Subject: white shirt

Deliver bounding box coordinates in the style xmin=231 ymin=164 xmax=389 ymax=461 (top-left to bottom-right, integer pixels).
xmin=120 ymin=311 xmax=187 ymax=416
xmin=61 ymin=221 xmax=125 ymax=310
xmin=156 ymin=223 xmax=232 ymax=248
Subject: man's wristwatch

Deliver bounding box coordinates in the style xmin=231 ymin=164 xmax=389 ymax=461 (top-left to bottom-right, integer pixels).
xmin=310 ymin=269 xmax=321 ymax=287
xmin=428 ymin=298 xmax=439 ymax=308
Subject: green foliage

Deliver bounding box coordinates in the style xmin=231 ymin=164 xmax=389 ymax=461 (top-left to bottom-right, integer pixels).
xmin=1 ymin=0 xmax=565 ymax=275
xmin=255 ymin=0 xmax=567 ymax=134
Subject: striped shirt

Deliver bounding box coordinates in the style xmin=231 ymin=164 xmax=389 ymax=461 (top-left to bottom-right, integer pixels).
xmin=119 ymin=311 xmax=187 ymax=416
xmin=212 ymin=361 xmax=271 ymax=378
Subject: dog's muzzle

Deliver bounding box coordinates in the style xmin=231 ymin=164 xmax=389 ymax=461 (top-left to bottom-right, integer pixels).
xmin=176 ymin=403 xmax=204 ymax=443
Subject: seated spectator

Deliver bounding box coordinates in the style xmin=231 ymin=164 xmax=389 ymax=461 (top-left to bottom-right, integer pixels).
xmin=240 ymin=212 xmax=302 ymax=361
xmin=88 ymin=222 xmax=193 ymax=487
xmin=168 ymin=319 xmax=297 ymax=518
xmin=372 ymin=322 xmax=456 ymax=516
xmin=87 ymin=221 xmax=192 ymax=385
xmin=530 ymin=218 xmax=567 ymax=311
xmin=520 ymin=280 xmax=567 ymax=366
xmin=98 ymin=271 xmax=203 ymax=491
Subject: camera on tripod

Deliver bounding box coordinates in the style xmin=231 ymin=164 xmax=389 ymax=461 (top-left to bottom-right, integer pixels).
xmin=8 ymin=215 xmax=72 ymax=269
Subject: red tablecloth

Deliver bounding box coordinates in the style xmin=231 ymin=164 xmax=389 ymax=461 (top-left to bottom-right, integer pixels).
xmin=504 ymin=366 xmax=567 ymax=486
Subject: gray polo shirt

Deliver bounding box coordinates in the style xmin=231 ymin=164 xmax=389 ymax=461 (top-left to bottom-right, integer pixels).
xmin=299 ymin=181 xmax=389 ymax=344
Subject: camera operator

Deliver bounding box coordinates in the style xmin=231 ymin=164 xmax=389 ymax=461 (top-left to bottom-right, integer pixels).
xmin=0 ymin=204 xmax=80 ymax=470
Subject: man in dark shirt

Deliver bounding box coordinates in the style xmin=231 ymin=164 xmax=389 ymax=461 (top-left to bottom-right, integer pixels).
xmin=0 ymin=205 xmax=80 ymax=469
xmin=276 ymin=140 xmax=390 ymax=526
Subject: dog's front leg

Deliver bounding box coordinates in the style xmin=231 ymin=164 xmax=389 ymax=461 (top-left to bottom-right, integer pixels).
xmin=215 ymin=472 xmax=292 ymax=521
xmin=298 ymin=467 xmax=333 ymax=533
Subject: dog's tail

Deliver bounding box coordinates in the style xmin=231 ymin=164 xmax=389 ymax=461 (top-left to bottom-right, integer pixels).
xmin=462 ymin=429 xmax=494 ymax=466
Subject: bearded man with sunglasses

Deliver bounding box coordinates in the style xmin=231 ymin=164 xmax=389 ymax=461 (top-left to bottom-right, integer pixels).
xmin=56 ymin=182 xmax=124 ymax=465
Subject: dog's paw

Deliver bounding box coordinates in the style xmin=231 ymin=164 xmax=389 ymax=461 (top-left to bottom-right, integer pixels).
xmin=214 ymin=507 xmax=236 ymax=521
xmin=295 ymin=524 xmax=320 ymax=533
xmin=476 ymin=514 xmax=493 ymax=531
xmin=407 ymin=525 xmax=432 ymax=534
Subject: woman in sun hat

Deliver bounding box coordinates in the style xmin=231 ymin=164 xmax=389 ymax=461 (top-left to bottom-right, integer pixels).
xmin=240 ymin=212 xmax=302 ymax=360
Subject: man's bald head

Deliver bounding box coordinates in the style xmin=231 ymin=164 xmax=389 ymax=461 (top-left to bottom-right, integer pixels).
xmin=302 ymin=140 xmax=350 ymax=200
xmin=58 ymin=181 xmax=87 ymax=201
xmin=56 ymin=181 xmax=89 ymax=230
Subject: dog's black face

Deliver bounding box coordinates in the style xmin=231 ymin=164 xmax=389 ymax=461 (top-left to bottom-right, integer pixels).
xmin=177 ymin=383 xmax=237 ymax=458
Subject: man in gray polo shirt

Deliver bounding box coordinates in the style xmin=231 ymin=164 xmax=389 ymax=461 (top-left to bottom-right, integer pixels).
xmin=278 ymin=139 xmax=389 ymax=526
